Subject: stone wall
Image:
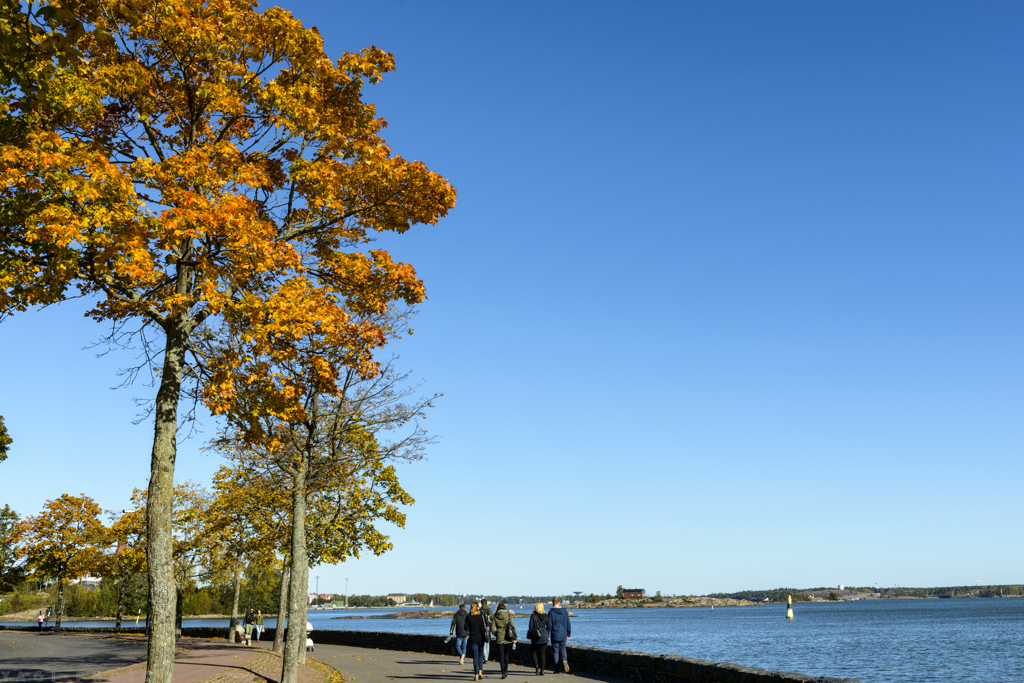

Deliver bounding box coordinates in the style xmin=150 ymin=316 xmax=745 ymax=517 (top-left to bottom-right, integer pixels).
xmin=0 ymin=625 xmax=861 ymax=683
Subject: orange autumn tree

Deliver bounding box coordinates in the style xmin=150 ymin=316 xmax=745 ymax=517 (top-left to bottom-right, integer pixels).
xmin=0 ymin=2 xmax=454 ymax=681
xmin=104 ymin=505 xmax=147 ymax=634
xmin=15 ymin=493 xmax=108 ymax=629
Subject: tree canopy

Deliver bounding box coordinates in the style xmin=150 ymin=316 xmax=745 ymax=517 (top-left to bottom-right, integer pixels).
xmin=14 ymin=493 xmax=108 ymax=627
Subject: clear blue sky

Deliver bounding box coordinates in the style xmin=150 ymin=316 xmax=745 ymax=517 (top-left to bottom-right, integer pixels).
xmin=2 ymin=1 xmax=1022 ymax=598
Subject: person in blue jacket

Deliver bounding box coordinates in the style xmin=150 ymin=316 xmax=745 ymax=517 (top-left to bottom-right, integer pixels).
xmin=548 ymin=597 xmax=572 ymax=673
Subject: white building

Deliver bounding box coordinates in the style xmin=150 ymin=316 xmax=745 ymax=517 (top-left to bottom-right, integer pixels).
xmin=69 ymin=575 xmax=103 ymax=592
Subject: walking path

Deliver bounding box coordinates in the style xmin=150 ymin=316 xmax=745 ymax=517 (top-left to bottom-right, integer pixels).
xmin=0 ymin=632 xmax=333 ymax=683
xmin=254 ymin=640 xmax=620 ymax=683
xmin=1 ymin=630 xmax=619 ymax=683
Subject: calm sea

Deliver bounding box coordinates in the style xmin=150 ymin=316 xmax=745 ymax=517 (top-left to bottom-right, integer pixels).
xmin=5 ymin=599 xmax=1022 ymax=682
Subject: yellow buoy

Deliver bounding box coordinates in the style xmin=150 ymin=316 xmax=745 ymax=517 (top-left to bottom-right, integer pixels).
xmin=786 ymin=594 xmax=794 ymax=619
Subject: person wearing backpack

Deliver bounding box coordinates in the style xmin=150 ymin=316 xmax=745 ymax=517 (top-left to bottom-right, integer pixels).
xmin=527 ymin=602 xmax=550 ymax=676
xmin=480 ymin=599 xmax=494 ymax=667
xmin=450 ymin=604 xmax=470 ymax=664
xmin=548 ymin=597 xmax=572 ymax=673
xmin=492 ymin=602 xmax=518 ymax=679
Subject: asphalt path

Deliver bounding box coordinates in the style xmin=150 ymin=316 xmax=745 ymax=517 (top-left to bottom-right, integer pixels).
xmin=0 ymin=631 xmax=148 ymax=681
xmin=252 ymin=639 xmax=618 ymax=683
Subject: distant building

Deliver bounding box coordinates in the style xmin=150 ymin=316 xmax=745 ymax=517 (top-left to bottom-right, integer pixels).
xmin=387 ymin=593 xmax=408 ymax=604
xmin=622 ymin=588 xmax=645 ymax=599
xmin=69 ymin=575 xmax=102 ymax=592
xmin=838 ymin=585 xmax=844 ymax=591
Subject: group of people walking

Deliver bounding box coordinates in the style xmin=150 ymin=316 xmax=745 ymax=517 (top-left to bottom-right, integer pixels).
xmin=449 ymin=598 xmax=572 ymax=680
xmin=242 ymin=608 xmax=265 ymax=642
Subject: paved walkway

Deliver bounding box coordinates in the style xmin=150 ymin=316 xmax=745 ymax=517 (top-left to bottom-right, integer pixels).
xmin=253 ymin=641 xmax=620 ymax=683
xmin=0 ymin=631 xmax=331 ymax=683
xmin=0 ymin=631 xmax=148 ymax=681
xmin=1 ymin=631 xmax=622 ymax=683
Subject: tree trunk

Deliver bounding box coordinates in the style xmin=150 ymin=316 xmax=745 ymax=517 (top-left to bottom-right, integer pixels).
xmin=54 ymin=578 xmax=65 ymax=629
xmin=280 ymin=462 xmax=308 ymax=683
xmin=273 ymin=563 xmax=289 ymax=653
xmin=175 ymin=586 xmax=184 ymax=637
xmin=296 ymin=557 xmax=308 ymax=665
xmin=145 ymin=324 xmax=188 ymax=683
xmin=115 ymin=576 xmax=126 ymax=634
xmin=228 ymin=567 xmax=242 ymax=642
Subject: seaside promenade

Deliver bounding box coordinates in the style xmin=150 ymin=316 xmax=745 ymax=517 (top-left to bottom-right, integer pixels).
xmin=0 ymin=630 xmax=608 ymax=683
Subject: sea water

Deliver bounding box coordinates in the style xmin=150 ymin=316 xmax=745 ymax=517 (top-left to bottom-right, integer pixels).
xmin=4 ymin=598 xmax=1022 ymax=682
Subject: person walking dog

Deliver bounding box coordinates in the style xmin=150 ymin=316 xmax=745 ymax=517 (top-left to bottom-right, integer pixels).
xmin=450 ymin=603 xmax=470 ymax=664
xmin=466 ymin=602 xmax=489 ymax=681
xmin=527 ymin=602 xmax=550 ymax=676
xmin=492 ymin=602 xmax=518 ymax=679
xmin=548 ymin=598 xmax=572 ymax=672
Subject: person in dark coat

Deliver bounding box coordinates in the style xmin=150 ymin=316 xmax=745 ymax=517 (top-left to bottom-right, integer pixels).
xmin=492 ymin=602 xmax=518 ymax=679
xmin=466 ymin=602 xmax=489 ymax=680
xmin=243 ymin=608 xmax=255 ymax=644
xmin=548 ymin=598 xmax=572 ymax=672
xmin=527 ymin=602 xmax=550 ymax=676
xmin=480 ymin=599 xmax=494 ymax=667
xmin=450 ymin=604 xmax=470 ymax=664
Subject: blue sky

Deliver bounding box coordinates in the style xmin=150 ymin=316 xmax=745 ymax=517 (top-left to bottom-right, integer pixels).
xmin=2 ymin=1 xmax=1022 ymax=598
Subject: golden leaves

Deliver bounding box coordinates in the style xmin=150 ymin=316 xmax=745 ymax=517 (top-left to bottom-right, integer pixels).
xmin=15 ymin=494 xmax=108 ymax=582
xmin=1 ymin=0 xmax=456 ymax=440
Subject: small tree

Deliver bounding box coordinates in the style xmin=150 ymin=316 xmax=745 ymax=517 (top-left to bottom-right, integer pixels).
xmin=0 ymin=416 xmax=11 ymax=463
xmin=828 ymin=592 xmax=839 ymax=601
xmin=103 ymin=507 xmax=147 ymax=633
xmin=0 ymin=504 xmax=25 ymax=591
xmin=15 ymin=494 xmax=107 ymax=628
xmin=128 ymin=483 xmax=216 ymax=636
xmin=214 ymin=343 xmax=432 ymax=681
xmin=207 ymin=465 xmax=283 ymax=642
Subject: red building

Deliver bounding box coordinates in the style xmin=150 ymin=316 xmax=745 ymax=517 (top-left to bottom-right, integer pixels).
xmin=622 ymin=588 xmax=645 ymax=599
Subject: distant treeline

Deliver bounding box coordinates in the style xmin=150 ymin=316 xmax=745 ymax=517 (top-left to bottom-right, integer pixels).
xmin=338 ymin=594 xmax=603 ymax=607
xmin=708 ymin=585 xmax=1024 ymax=602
